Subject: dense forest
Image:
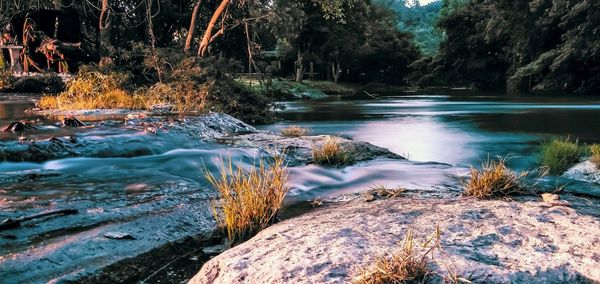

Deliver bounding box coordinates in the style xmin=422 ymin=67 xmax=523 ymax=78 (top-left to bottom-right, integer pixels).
xmin=1 ymin=0 xmax=599 ymax=97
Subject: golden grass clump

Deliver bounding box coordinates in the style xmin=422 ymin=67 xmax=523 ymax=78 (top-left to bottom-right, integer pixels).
xmin=353 ymin=227 xmax=441 ymax=284
xmin=207 ymin=155 xmax=289 ymax=243
xmin=281 ymin=126 xmax=309 ymax=137
xmin=37 ymin=67 xmax=207 ymax=112
xmin=369 ymin=184 xmax=407 ymax=199
xmin=539 ymin=137 xmax=582 ymax=175
xmin=589 ymin=144 xmax=600 ymax=166
xmin=463 ymin=158 xmax=529 ymax=198
xmin=312 ymin=137 xmax=355 ymax=166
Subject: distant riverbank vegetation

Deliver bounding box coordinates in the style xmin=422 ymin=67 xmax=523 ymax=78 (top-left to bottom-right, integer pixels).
xmin=2 ymin=0 xmax=599 ymax=119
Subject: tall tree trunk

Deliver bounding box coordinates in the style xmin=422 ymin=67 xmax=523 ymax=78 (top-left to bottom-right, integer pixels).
xmin=99 ymin=0 xmax=112 ymax=65
xmin=331 ymin=62 xmax=341 ymax=83
xmin=295 ymin=50 xmax=304 ymax=83
xmin=184 ymin=0 xmax=203 ymax=54
xmin=245 ymin=22 xmax=254 ymax=73
xmin=197 ymin=0 xmax=230 ymax=57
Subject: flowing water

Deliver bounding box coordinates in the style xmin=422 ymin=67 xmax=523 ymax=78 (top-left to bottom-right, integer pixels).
xmin=2 ymin=92 xmax=600 ymax=206
xmin=2 ymin=92 xmax=600 ymax=281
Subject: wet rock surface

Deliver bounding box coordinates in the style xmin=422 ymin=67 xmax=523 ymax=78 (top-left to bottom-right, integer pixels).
xmin=0 ymin=112 xmax=256 ymax=162
xmin=191 ymin=194 xmax=600 ymax=284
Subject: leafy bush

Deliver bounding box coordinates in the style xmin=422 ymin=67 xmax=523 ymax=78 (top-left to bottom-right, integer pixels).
xmin=539 ymin=137 xmax=582 ymax=175
xmin=463 ymin=158 xmax=529 ymax=198
xmin=312 ymin=137 xmax=355 ymax=166
xmin=207 ymin=155 xmax=289 ymax=243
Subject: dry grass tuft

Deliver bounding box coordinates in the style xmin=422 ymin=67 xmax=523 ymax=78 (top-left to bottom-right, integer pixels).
xmin=539 ymin=137 xmax=582 ymax=175
xmin=281 ymin=126 xmax=309 ymax=137
xmin=312 ymin=137 xmax=355 ymax=166
xmin=353 ymin=227 xmax=441 ymax=284
xmin=207 ymin=155 xmax=289 ymax=243
xmin=589 ymin=144 xmax=600 ymax=166
xmin=462 ymin=158 xmax=529 ymax=198
xmin=369 ymin=184 xmax=407 ymax=198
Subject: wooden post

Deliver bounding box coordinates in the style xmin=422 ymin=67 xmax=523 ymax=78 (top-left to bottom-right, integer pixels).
xmin=309 ymin=62 xmax=314 ymax=80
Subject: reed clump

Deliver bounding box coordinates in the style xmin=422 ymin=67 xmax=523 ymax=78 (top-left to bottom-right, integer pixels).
xmin=312 ymin=137 xmax=355 ymax=166
xmin=281 ymin=126 xmax=309 ymax=137
xmin=463 ymin=158 xmax=529 ymax=198
xmin=207 ymin=155 xmax=289 ymax=243
xmin=353 ymin=227 xmax=441 ymax=284
xmin=539 ymin=137 xmax=582 ymax=175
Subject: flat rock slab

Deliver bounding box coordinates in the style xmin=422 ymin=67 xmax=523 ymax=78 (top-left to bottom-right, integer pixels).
xmin=191 ymin=195 xmax=600 ymax=283
xmin=217 ymin=133 xmax=403 ymax=166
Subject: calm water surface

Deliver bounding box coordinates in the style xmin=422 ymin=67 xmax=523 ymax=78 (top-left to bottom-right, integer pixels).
xmin=261 ymin=93 xmax=600 ymax=169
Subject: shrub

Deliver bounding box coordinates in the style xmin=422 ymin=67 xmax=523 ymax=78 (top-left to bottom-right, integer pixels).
xmin=353 ymin=227 xmax=441 ymax=284
xmin=539 ymin=137 xmax=582 ymax=175
xmin=463 ymin=158 xmax=529 ymax=198
xmin=589 ymin=144 xmax=600 ymax=166
xmin=312 ymin=137 xmax=355 ymax=166
xmin=207 ymin=155 xmax=289 ymax=243
xmin=0 ymin=69 xmax=15 ymax=90
xmin=281 ymin=126 xmax=309 ymax=137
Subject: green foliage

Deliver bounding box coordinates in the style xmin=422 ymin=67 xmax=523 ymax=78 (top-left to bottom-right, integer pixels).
xmin=420 ymin=0 xmax=600 ymax=93
xmin=375 ymin=0 xmax=444 ymax=55
xmin=539 ymin=137 xmax=583 ymax=175
xmin=271 ymin=0 xmax=420 ymax=84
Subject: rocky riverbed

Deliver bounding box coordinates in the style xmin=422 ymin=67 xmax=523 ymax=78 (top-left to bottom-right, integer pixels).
xmin=0 ymin=111 xmax=404 ymax=283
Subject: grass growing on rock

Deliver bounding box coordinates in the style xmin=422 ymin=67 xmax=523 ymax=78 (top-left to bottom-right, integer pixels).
xmin=589 ymin=144 xmax=600 ymax=166
xmin=539 ymin=137 xmax=582 ymax=175
xmin=207 ymin=155 xmax=289 ymax=243
xmin=280 ymin=126 xmax=309 ymax=137
xmin=312 ymin=137 xmax=355 ymax=166
xmin=353 ymin=227 xmax=441 ymax=284
xmin=463 ymin=158 xmax=529 ymax=198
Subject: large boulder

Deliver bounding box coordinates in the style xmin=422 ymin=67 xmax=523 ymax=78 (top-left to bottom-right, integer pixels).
xmin=190 ymin=195 xmax=600 ymax=283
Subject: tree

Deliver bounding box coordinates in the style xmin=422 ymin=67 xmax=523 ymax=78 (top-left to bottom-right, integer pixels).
xmin=99 ymin=0 xmax=112 ymax=64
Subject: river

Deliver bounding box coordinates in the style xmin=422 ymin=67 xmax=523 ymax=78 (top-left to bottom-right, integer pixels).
xmin=2 ymin=91 xmax=600 ymax=281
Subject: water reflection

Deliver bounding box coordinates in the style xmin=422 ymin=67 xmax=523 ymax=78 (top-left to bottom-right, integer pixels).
xmin=262 ymin=93 xmax=600 ymax=167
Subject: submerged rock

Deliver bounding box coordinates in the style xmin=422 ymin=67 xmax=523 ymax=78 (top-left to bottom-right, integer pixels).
xmin=62 ymin=116 xmax=86 ymax=127
xmin=190 ymin=196 xmax=600 ymax=284
xmin=2 ymin=121 xmax=38 ymax=132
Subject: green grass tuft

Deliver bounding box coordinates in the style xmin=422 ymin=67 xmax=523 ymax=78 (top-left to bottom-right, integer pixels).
xmin=539 ymin=137 xmax=582 ymax=175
